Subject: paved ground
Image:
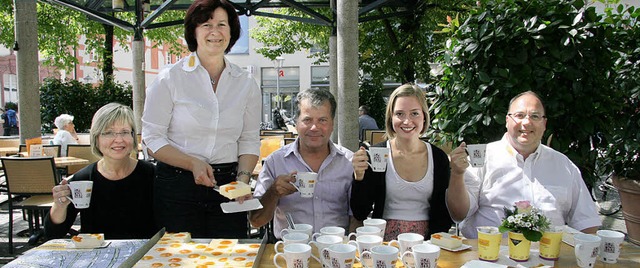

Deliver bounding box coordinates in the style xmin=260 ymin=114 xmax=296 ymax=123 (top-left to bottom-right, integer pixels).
xmin=0 ymin=198 xmax=630 ymax=265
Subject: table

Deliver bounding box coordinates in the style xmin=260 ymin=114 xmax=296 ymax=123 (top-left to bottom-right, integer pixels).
xmin=260 ymin=239 xmax=640 ymax=267
xmin=4 ymin=239 xmax=145 ymax=268
xmin=0 ymin=156 xmax=89 ymax=169
xmin=0 ymin=146 xmax=19 ymax=156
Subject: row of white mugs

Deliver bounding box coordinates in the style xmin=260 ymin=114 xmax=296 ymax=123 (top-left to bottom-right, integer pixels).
xmin=274 ymin=242 xmax=438 ymax=268
xmin=274 ymin=220 xmax=437 ymax=268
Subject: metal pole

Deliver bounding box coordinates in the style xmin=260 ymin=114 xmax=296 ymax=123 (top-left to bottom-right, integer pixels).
xmin=276 ymin=66 xmax=280 ymax=110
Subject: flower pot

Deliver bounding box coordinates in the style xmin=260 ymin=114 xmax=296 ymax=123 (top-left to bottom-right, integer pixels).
xmin=508 ymin=232 xmax=531 ymax=261
xmin=612 ymin=175 xmax=640 ymax=245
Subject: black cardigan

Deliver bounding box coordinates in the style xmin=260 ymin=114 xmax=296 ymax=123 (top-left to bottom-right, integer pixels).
xmin=350 ymin=141 xmax=453 ymax=237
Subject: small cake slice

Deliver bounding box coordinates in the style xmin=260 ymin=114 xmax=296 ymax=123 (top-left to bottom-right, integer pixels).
xmin=430 ymin=232 xmax=463 ymax=249
xmin=72 ymin=233 xmax=104 ymax=248
xmin=219 ymin=181 xmax=252 ymax=199
xmin=161 ymin=232 xmax=192 ymax=243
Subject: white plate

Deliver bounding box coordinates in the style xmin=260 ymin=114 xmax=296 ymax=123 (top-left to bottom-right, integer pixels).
xmin=425 ymin=240 xmax=472 ymax=252
xmin=220 ymin=199 xmax=263 ymax=213
xmin=460 ymin=260 xmax=508 ymax=268
xmin=68 ymin=241 xmax=111 ymax=249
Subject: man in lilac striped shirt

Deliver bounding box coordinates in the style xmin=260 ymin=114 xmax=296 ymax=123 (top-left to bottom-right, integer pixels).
xmin=250 ymin=89 xmax=356 ymax=238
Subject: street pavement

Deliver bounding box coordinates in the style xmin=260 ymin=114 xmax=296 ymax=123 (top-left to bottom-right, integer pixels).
xmin=0 ymin=198 xmax=630 ymax=265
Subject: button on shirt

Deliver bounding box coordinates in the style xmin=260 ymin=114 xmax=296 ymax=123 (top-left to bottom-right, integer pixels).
xmin=459 ymin=134 xmax=600 ymax=238
xmin=142 ymin=52 xmax=261 ymax=163
xmin=253 ymin=140 xmax=354 ymax=238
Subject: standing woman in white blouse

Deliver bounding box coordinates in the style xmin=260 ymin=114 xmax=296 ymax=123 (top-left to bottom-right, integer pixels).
xmin=142 ymin=0 xmax=260 ymax=238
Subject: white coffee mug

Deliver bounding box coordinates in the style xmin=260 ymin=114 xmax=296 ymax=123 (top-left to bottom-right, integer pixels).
xmin=363 ymin=218 xmax=386 ymax=238
xmin=597 ymin=230 xmax=625 ymax=263
xmin=273 ymin=243 xmax=314 ymax=268
xmin=275 ymin=232 xmax=311 ymax=253
xmin=280 ymin=223 xmax=314 ymax=239
xmin=466 ymin=144 xmax=487 ymax=167
xmin=308 ymin=235 xmax=344 ymax=261
xmin=68 ymin=181 xmax=93 ymax=209
xmin=294 ymin=172 xmax=317 ymax=198
xmin=574 ymin=233 xmax=601 ymax=268
xmin=347 ymin=226 xmax=381 ymax=241
xmin=347 ymin=234 xmax=383 ymax=257
xmin=401 ymin=243 xmax=440 ymax=268
xmin=321 ymin=243 xmax=357 ymax=268
xmin=361 ymin=245 xmax=399 ymax=268
xmin=389 ymin=232 xmax=425 ymax=254
xmin=312 ymin=226 xmax=346 ymax=242
xmin=366 ymin=147 xmax=388 ymax=172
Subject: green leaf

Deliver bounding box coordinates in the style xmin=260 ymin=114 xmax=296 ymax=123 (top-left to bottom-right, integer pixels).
xmin=572 ymin=12 xmax=583 ymax=26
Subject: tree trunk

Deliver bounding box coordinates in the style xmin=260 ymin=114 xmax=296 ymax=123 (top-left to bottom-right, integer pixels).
xmin=102 ymin=24 xmax=114 ymax=83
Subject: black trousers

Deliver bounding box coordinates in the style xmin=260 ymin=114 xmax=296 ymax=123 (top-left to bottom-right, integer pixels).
xmin=154 ymin=161 xmax=248 ymax=238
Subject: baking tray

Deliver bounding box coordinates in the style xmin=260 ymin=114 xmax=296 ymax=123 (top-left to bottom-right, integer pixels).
xmin=119 ymin=228 xmax=267 ymax=268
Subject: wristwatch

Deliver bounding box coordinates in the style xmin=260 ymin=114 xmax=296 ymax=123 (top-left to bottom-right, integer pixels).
xmin=237 ymin=170 xmax=252 ymax=182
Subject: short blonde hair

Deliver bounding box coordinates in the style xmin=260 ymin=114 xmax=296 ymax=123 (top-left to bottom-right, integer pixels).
xmin=384 ymin=84 xmax=430 ymax=139
xmin=54 ymin=114 xmax=74 ymax=130
xmin=90 ymin=103 xmax=137 ymax=157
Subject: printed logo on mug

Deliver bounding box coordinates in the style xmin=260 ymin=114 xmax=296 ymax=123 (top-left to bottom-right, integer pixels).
xmin=294 ymin=172 xmax=317 ymax=198
xmin=466 ymin=144 xmax=486 ymax=167
xmin=68 ymin=181 xmax=93 ymax=209
xmin=574 ymin=234 xmax=602 ymax=268
xmin=366 ymin=147 xmax=388 ymax=172
xmin=596 ymin=230 xmax=625 ymax=264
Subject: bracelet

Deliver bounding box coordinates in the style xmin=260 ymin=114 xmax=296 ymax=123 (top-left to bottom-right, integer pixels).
xmin=237 ymin=170 xmax=252 ymax=178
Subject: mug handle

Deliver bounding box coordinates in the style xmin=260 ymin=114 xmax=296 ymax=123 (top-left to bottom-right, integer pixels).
xmin=273 ymin=253 xmax=284 ymax=268
xmin=401 ymin=251 xmax=416 ymax=268
xmin=347 ymin=240 xmax=360 ymax=256
xmin=311 ymin=232 xmax=321 ymax=242
xmin=280 ymin=229 xmax=289 ymax=238
xmin=388 ymin=239 xmax=399 ymax=249
xmin=273 ymin=241 xmax=284 ymax=254
xmin=347 ymin=232 xmax=357 ymax=241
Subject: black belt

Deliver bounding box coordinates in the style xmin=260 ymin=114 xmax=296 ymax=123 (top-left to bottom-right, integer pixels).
xmin=157 ymin=161 xmax=238 ymax=174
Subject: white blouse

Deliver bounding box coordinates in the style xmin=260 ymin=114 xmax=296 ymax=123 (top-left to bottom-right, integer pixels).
xmin=142 ymin=52 xmax=261 ymax=164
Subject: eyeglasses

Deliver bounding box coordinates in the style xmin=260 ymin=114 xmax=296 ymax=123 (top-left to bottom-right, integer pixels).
xmin=507 ymin=112 xmax=546 ymax=122
xmin=100 ymin=130 xmax=133 ymax=139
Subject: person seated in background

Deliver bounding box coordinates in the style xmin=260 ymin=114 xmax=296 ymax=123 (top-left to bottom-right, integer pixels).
xmin=45 ymin=103 xmax=157 ymax=239
xmin=52 ymin=114 xmax=79 ymax=156
xmin=358 ymin=105 xmax=379 ymax=141
xmin=351 ymin=84 xmax=467 ymax=240
xmin=449 ymin=91 xmax=601 ymax=238
xmin=250 ymin=89 xmax=358 ymax=238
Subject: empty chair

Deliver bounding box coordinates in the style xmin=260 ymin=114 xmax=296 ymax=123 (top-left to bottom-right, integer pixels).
xmin=66 ymin=144 xmax=101 ymax=175
xmin=18 ymin=144 xmax=61 ymax=157
xmin=1 ymin=156 xmax=59 ymax=253
xmin=370 ymin=130 xmax=387 ymax=145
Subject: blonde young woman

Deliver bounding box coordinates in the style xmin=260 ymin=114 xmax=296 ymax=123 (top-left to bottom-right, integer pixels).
xmin=350 ymin=84 xmax=468 ymax=240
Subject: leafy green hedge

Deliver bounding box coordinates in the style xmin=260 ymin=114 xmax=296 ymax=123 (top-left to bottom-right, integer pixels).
xmin=39 ymin=77 xmax=133 ymax=133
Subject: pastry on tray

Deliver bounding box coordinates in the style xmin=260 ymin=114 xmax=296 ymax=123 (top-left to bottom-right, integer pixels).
xmin=71 ymin=233 xmax=104 ymax=248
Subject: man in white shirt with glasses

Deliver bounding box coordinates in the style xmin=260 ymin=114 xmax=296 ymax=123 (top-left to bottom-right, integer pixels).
xmin=449 ymin=91 xmax=600 ymax=238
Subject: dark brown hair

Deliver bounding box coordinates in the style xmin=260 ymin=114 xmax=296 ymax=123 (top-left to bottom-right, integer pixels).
xmin=184 ymin=0 xmax=241 ymax=53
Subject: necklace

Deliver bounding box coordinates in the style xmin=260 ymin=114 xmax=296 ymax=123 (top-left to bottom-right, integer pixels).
xmin=210 ymin=78 xmax=216 ymax=86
